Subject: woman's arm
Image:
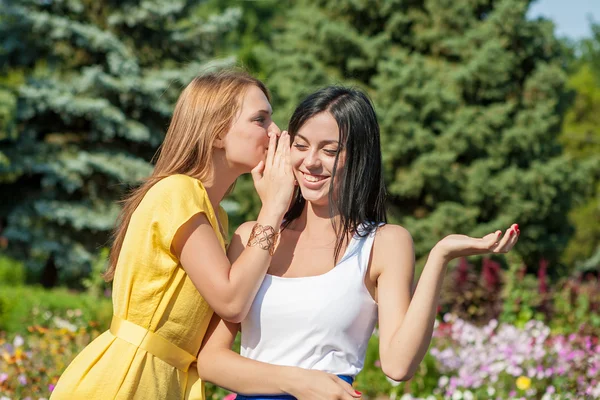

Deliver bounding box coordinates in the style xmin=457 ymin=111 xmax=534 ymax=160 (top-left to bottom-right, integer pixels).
xmin=375 ymin=224 xmax=519 ymax=381
xmin=196 ymin=315 xmax=359 ymax=399
xmin=173 ymin=216 xmax=282 ymax=323
xmin=172 ymin=132 xmax=293 ymax=323
xmin=196 ymin=221 xmax=361 ymax=400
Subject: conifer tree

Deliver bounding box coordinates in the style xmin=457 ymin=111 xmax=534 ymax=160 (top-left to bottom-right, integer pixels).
xmin=0 ymin=0 xmax=241 ymax=284
xmin=258 ymin=0 xmax=597 ymax=269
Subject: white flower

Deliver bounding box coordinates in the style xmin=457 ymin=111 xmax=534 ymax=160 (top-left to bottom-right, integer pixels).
xmin=487 ymin=387 xmax=496 ymax=396
xmin=443 ymin=313 xmax=455 ymax=323
xmin=13 ymin=335 xmax=24 ymax=347
xmin=438 ymin=376 xmax=449 ymax=387
xmin=53 ymin=316 xmax=77 ymax=332
xmin=452 ymin=390 xmax=463 ymax=400
xmin=400 ymin=395 xmax=414 ymax=400
xmin=463 ymin=390 xmax=474 ymax=400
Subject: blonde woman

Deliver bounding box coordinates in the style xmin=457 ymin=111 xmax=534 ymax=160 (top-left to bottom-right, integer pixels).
xmin=50 ymin=71 xmax=295 ymax=400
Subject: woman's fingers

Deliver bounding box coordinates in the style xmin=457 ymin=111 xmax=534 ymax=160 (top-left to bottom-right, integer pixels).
xmin=250 ymin=160 xmax=265 ymax=184
xmin=282 ymin=131 xmax=291 ymax=171
xmin=265 ymin=131 xmax=277 ymax=169
xmin=480 ymin=231 xmax=502 ymax=250
xmin=332 ymin=375 xmax=361 ymax=399
xmin=496 ymin=224 xmax=520 ymax=253
xmin=273 ymin=131 xmax=289 ymax=169
xmin=501 ymin=225 xmax=521 ymax=253
xmin=490 ymin=229 xmax=512 ymax=252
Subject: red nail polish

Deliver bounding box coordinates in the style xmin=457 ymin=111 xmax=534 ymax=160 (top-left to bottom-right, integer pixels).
xmin=514 ymin=224 xmax=519 ymax=230
xmin=509 ymin=230 xmax=514 ymax=236
xmin=355 ymin=391 xmax=362 ymax=395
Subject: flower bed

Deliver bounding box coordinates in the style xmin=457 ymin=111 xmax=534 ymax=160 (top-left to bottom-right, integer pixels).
xmin=0 ymin=314 xmax=103 ymax=399
xmin=1 ymin=313 xmax=598 ymax=399
xmin=381 ymin=315 xmax=600 ymax=399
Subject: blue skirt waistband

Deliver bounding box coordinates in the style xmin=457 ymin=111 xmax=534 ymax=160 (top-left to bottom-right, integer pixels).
xmin=234 ymin=375 xmax=354 ymax=400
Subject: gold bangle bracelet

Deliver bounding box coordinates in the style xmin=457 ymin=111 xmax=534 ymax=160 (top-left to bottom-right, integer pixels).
xmin=247 ymin=224 xmax=279 ymax=256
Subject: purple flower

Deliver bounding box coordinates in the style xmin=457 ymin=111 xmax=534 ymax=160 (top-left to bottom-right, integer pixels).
xmin=0 ymin=373 xmax=7 ymax=383
xmin=49 ymin=384 xmax=56 ymax=392
xmin=18 ymin=373 xmax=27 ymax=385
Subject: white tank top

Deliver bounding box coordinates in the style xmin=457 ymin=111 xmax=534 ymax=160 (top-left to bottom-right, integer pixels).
xmin=240 ymin=225 xmax=379 ymax=377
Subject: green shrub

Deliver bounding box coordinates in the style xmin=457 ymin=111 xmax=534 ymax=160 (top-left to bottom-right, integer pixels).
xmin=0 ymin=285 xmax=112 ymax=334
xmin=551 ymin=274 xmax=600 ymax=335
xmin=0 ymin=254 xmax=25 ymax=286
xmin=81 ymin=248 xmax=111 ymax=299
xmin=500 ymin=262 xmax=547 ymax=327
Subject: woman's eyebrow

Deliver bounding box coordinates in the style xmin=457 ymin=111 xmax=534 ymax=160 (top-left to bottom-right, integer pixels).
xmin=254 ymin=109 xmax=272 ymax=115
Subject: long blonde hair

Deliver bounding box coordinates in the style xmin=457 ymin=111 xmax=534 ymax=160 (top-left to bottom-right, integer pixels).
xmin=104 ymin=70 xmax=269 ymax=281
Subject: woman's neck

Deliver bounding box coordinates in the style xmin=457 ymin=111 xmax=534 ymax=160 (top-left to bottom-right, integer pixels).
xmin=289 ymin=201 xmax=339 ymax=238
xmin=200 ymin=152 xmax=239 ymax=213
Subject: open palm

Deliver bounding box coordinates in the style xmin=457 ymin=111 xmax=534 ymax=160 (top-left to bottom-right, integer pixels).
xmin=434 ymin=224 xmax=520 ymax=262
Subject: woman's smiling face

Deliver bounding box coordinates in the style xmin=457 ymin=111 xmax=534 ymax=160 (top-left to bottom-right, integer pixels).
xmin=291 ymin=111 xmax=344 ymax=206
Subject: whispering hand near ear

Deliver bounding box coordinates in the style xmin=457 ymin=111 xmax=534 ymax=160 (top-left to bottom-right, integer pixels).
xmin=251 ymin=130 xmax=295 ymax=217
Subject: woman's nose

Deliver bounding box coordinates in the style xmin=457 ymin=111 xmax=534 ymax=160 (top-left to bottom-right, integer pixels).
xmin=303 ymin=150 xmax=321 ymax=168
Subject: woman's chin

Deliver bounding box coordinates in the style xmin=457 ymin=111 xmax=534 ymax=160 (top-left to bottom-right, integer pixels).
xmin=299 ymin=190 xmax=329 ymax=206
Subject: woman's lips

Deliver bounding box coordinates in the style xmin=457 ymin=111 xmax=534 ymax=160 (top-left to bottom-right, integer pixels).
xmin=299 ymin=171 xmax=330 ymax=188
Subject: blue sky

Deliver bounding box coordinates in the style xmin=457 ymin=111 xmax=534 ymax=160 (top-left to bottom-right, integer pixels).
xmin=528 ymin=0 xmax=599 ymax=40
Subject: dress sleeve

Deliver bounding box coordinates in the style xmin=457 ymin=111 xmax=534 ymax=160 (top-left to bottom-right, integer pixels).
xmin=143 ymin=174 xmax=213 ymax=253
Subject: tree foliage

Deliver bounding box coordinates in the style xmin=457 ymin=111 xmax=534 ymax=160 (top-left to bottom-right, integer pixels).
xmin=559 ymin=23 xmax=600 ymax=270
xmin=0 ymin=0 xmax=241 ymax=285
xmin=257 ymin=0 xmax=597 ymax=270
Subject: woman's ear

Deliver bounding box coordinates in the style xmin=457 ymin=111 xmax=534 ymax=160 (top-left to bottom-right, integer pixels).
xmin=213 ymin=136 xmax=225 ymax=149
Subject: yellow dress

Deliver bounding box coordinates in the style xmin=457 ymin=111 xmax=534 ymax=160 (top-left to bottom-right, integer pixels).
xmin=51 ymin=174 xmax=228 ymax=400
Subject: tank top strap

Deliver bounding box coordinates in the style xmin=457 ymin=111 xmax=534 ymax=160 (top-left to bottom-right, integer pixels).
xmin=350 ymin=222 xmax=382 ymax=277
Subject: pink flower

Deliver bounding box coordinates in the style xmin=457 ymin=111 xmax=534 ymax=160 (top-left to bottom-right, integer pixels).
xmin=223 ymin=394 xmax=237 ymax=400
xmin=49 ymin=384 xmax=56 ymax=392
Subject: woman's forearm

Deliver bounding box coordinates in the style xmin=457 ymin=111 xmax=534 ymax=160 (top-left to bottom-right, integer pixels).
xmin=197 ymin=348 xmax=295 ymax=395
xmin=223 ymin=209 xmax=284 ymax=321
xmin=382 ymin=248 xmax=448 ymax=380
xmin=182 ymin=210 xmax=284 ymax=324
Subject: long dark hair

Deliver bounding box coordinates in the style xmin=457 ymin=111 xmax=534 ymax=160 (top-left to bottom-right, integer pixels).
xmin=283 ymin=86 xmax=387 ymax=263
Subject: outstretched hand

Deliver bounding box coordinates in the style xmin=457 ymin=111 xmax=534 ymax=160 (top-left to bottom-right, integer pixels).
xmin=433 ymin=224 xmax=520 ymax=263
